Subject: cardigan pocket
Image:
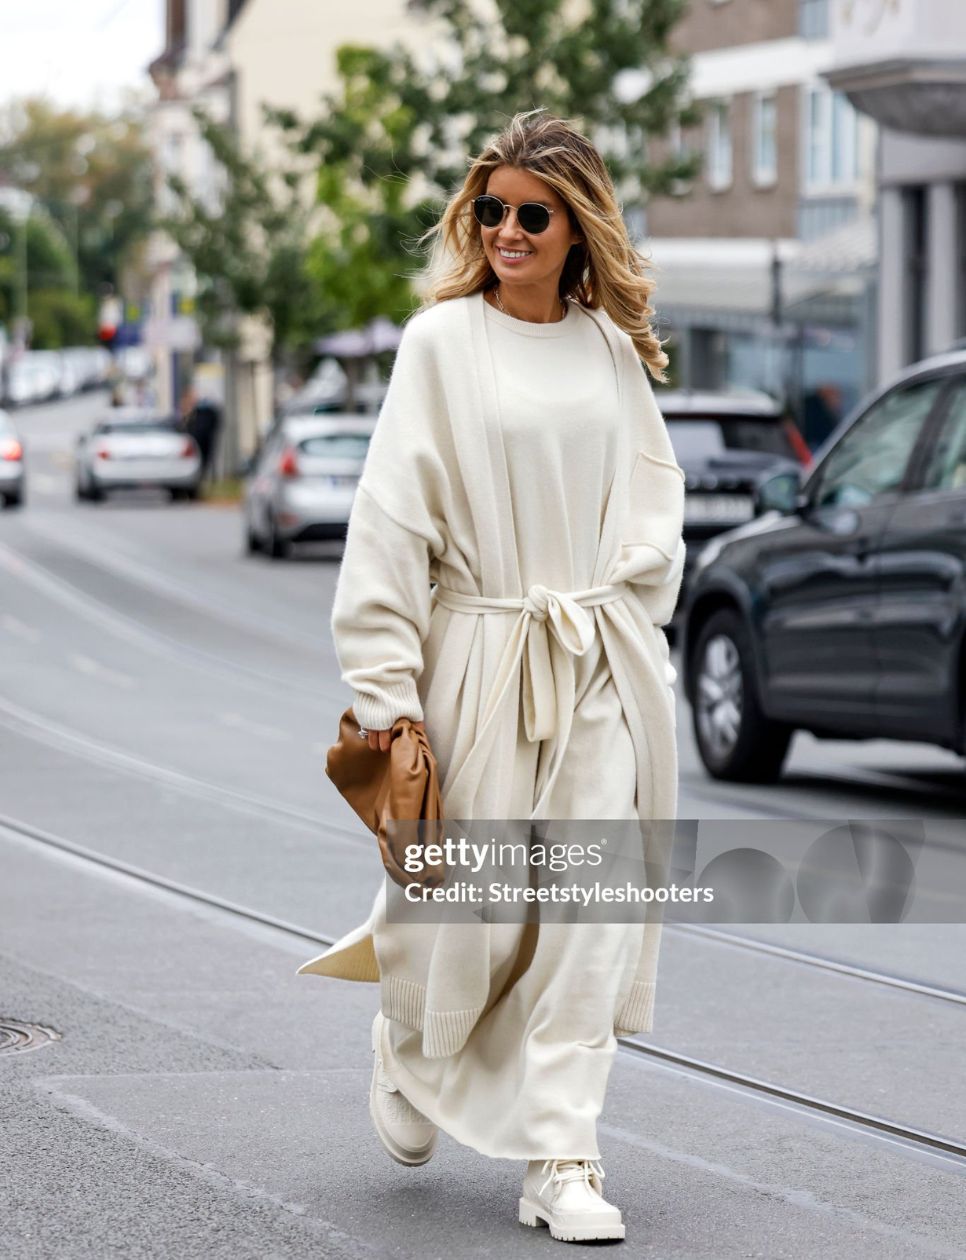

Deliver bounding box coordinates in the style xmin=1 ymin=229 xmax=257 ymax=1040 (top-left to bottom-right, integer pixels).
xmin=611 ymin=450 xmax=686 ymax=610
xmin=621 ymin=449 xmax=686 ymax=555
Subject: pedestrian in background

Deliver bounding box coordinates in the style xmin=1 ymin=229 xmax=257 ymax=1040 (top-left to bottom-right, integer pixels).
xmin=299 ymin=108 xmax=686 ymax=1245
xmin=186 ymin=395 xmax=222 ymax=481
xmin=178 ymin=385 xmax=221 ymax=482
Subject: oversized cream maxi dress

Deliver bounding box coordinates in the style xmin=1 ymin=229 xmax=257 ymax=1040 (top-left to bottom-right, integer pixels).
xmin=379 ymin=299 xmax=646 ymax=1159
xmin=298 ymin=288 xmax=685 ymax=1159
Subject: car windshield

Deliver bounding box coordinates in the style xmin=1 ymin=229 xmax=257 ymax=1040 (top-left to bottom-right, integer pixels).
xmin=298 ymin=433 xmax=371 ymax=458
xmin=666 ymin=416 xmax=793 ymax=460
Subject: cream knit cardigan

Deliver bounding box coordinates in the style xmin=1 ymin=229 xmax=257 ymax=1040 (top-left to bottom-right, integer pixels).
xmin=299 ymin=291 xmax=687 ymax=1057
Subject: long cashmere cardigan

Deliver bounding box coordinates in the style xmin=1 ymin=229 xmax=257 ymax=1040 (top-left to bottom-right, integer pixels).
xmin=298 ymin=290 xmax=687 ymax=1058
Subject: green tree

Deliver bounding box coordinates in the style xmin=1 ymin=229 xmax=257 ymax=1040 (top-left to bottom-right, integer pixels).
xmin=0 ymin=205 xmax=94 ymax=347
xmin=27 ymin=289 xmax=96 ymax=349
xmin=0 ymin=97 xmax=154 ymax=299
xmin=301 ymin=101 xmax=435 ymax=331
xmin=266 ymin=41 xmax=445 ymax=330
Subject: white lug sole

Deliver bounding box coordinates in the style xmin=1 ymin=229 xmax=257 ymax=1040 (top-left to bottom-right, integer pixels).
xmin=518 ymin=1195 xmax=626 ymax=1242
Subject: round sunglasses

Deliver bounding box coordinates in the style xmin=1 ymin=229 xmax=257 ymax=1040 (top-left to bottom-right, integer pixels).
xmin=472 ymin=194 xmax=557 ymax=235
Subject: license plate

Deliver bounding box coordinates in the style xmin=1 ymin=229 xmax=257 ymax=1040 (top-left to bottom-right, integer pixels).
xmin=685 ymin=494 xmax=754 ymax=523
xmin=326 ymin=474 xmax=358 ymax=487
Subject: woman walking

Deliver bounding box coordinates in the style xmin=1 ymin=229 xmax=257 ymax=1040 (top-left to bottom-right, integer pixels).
xmin=299 ymin=109 xmax=686 ymax=1243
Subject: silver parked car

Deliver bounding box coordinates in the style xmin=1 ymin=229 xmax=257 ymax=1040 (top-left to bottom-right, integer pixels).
xmin=0 ymin=409 xmax=25 ymax=508
xmin=243 ymin=414 xmax=375 ymax=558
xmin=74 ymin=409 xmax=202 ymax=503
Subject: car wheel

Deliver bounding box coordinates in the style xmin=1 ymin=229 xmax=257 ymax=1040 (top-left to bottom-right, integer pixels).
xmin=267 ymin=515 xmax=291 ymax=559
xmin=691 ymin=608 xmax=793 ymax=783
xmin=245 ymin=522 xmax=263 ymax=554
xmin=74 ymin=478 xmax=89 ymax=502
xmin=87 ymin=483 xmax=104 ymax=503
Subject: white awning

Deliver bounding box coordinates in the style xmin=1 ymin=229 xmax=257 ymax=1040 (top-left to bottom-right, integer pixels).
xmin=641 ymin=221 xmax=875 ymax=325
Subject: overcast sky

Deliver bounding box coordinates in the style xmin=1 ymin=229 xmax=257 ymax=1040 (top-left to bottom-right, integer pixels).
xmin=0 ymin=0 xmax=164 ymax=112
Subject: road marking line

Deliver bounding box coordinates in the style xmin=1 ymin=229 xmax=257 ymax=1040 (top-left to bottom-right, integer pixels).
xmin=1 ymin=613 xmax=41 ymax=642
xmin=220 ymin=712 xmax=291 ymax=741
xmin=68 ymin=652 xmax=137 ymax=689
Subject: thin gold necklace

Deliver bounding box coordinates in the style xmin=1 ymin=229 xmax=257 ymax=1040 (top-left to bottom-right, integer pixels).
xmin=493 ymin=284 xmax=566 ymax=323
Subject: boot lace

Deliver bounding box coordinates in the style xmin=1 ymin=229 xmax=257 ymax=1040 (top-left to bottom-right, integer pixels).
xmin=538 ymin=1158 xmax=605 ymax=1199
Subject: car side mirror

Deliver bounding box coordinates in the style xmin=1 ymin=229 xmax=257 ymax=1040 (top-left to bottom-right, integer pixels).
xmin=754 ymin=470 xmax=803 ymax=516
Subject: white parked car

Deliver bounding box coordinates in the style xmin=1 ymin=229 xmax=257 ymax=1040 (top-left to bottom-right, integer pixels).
xmin=75 ymin=409 xmax=201 ymax=503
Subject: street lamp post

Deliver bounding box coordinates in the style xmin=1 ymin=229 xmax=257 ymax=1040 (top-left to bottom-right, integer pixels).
xmin=16 ymin=206 xmax=28 ymax=325
xmin=13 ymin=197 xmax=31 ymax=348
xmin=770 ymin=239 xmax=802 ymax=420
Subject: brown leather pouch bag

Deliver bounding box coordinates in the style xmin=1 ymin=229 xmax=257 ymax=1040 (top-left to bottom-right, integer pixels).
xmin=324 ymin=706 xmax=447 ymax=889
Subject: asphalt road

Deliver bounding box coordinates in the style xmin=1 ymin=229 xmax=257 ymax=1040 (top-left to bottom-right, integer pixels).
xmin=1 ymin=391 xmax=965 ymax=1258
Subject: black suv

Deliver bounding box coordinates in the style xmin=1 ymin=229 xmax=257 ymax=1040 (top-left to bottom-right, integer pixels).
xmin=681 ymin=352 xmax=966 ymax=781
xmin=656 ymin=390 xmax=810 ymax=628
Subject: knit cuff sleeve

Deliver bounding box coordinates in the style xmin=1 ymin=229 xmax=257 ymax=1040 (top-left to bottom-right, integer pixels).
xmin=352 ymin=680 xmax=424 ymax=731
xmin=614 ymin=980 xmax=656 ymax=1037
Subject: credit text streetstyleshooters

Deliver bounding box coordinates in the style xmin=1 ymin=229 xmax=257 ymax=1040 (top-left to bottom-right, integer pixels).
xmin=404 ymin=881 xmax=715 ymax=905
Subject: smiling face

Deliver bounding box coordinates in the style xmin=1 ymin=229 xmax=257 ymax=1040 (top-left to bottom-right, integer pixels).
xmin=479 ymin=165 xmax=583 ymax=299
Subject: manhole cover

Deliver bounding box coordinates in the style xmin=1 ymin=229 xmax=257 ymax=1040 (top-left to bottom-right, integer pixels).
xmin=0 ymin=1019 xmax=61 ymax=1056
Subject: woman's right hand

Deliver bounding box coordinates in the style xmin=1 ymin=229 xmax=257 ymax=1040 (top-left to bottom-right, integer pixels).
xmin=365 ymin=720 xmax=426 ymax=753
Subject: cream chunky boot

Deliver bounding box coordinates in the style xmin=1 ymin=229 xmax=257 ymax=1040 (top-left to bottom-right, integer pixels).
xmin=519 ymin=1158 xmax=625 ymax=1242
xmin=368 ymin=1013 xmax=438 ymax=1166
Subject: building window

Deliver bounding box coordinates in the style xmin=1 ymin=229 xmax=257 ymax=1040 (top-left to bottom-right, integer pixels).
xmin=830 ymin=92 xmax=858 ymax=184
xmin=752 ymin=92 xmax=778 ymax=186
xmin=804 ymin=82 xmax=859 ymax=193
xmin=799 ymin=0 xmax=829 ymax=39
xmin=707 ymin=100 xmax=732 ymax=192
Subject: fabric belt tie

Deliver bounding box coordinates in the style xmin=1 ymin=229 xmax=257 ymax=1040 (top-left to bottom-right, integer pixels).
xmin=432 ymin=581 xmax=630 ymax=818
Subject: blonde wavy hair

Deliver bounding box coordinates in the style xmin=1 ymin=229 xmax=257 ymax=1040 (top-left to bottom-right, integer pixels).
xmin=412 ymin=108 xmax=668 ymax=382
